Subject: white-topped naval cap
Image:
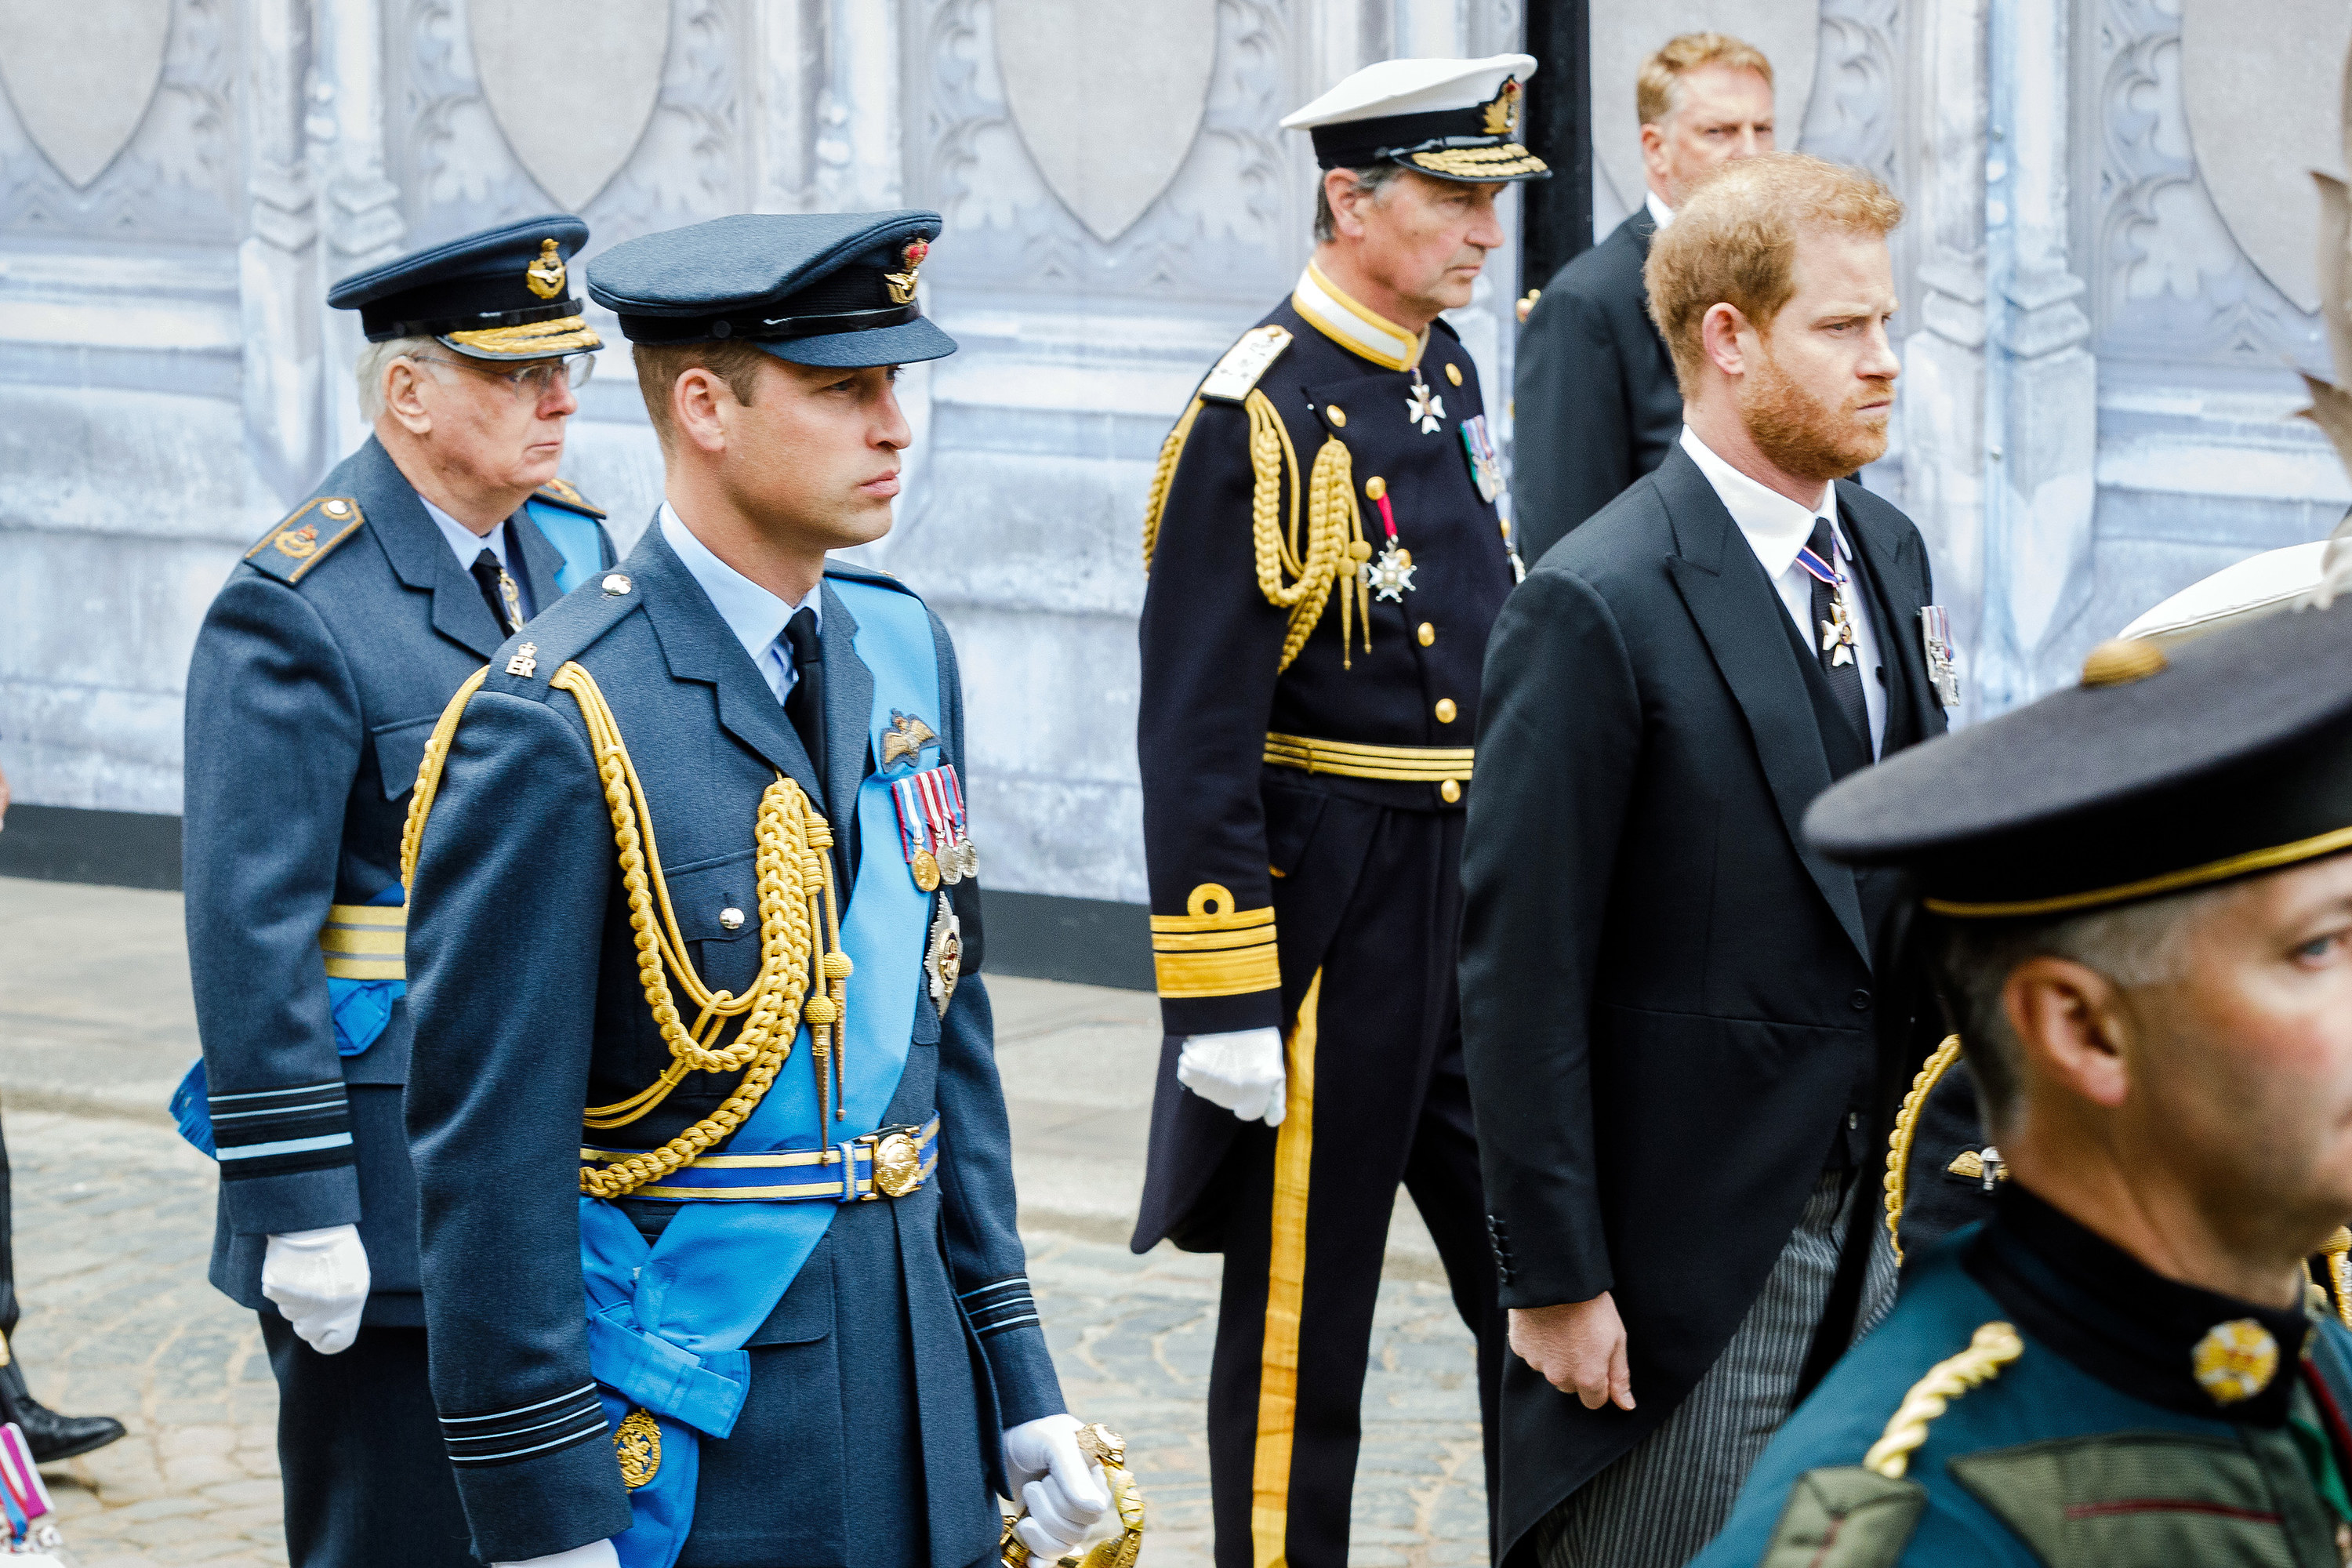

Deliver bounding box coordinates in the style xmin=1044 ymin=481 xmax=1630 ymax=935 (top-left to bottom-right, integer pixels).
xmin=2118 ymin=541 xmax=2329 ymax=646
xmin=1282 ymin=53 xmax=1539 ymax=129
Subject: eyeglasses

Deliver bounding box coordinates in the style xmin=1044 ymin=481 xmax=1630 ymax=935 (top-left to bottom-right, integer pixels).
xmin=410 ymin=350 xmax=596 ymax=401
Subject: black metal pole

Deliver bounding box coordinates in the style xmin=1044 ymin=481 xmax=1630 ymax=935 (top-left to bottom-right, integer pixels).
xmin=1521 ymin=0 xmax=1594 ymax=299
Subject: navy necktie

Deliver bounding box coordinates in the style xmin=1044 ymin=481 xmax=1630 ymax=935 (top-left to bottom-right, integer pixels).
xmin=782 ymin=606 xmax=826 ymax=802
xmin=470 ymin=548 xmax=522 ymax=637
xmin=1806 ymin=517 xmax=1870 ymax=754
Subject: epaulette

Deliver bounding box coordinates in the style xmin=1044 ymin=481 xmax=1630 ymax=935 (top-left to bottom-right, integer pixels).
xmin=1199 ymin=325 xmax=1293 ymax=404
xmin=481 ymin=567 xmax=643 ymax=702
xmin=532 ymin=477 xmax=607 ymax=518
xmin=244 ymin=497 xmax=366 ymax=586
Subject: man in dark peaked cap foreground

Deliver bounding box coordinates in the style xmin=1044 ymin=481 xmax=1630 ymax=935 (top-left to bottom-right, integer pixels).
xmin=180 ymin=214 xmax=615 ymax=1566
xmin=401 ymin=210 xmax=1107 ymax=1568
xmin=1697 ymin=602 xmax=2352 ymax=1566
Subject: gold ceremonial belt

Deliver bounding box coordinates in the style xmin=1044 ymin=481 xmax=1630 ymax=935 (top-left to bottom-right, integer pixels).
xmin=1263 ymin=732 xmax=1475 ymax=783
xmin=579 ymin=1117 xmax=940 ymax=1203
xmin=319 ymin=902 xmax=406 ymax=981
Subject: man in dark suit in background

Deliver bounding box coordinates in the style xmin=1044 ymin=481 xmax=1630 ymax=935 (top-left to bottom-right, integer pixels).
xmin=1511 ymin=32 xmax=1776 ymax=563
xmin=1461 ymin=153 xmax=1956 ymax=1567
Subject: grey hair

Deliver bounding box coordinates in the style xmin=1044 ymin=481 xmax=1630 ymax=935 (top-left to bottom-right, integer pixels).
xmin=1313 ymin=163 xmax=1408 ymax=245
xmin=354 ymin=335 xmax=440 ymax=422
xmin=1933 ymin=884 xmax=2227 ymax=1134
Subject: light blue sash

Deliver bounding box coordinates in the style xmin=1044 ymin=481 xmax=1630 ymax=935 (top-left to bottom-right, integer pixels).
xmin=524 ymin=498 xmax=607 ymax=596
xmin=579 ymin=578 xmax=942 ymax=1568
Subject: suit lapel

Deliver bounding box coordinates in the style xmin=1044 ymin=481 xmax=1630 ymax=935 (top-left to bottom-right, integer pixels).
xmin=355 ymin=438 xmax=508 ymax=659
xmin=632 ymin=528 xmax=827 ymax=806
xmin=1838 ymin=487 xmax=1948 ymax=749
xmin=511 ymin=509 xmax=569 ymax=615
xmin=1657 ymin=448 xmax=1869 ymax=961
xmin=818 ymin=579 xmax=874 ymax=896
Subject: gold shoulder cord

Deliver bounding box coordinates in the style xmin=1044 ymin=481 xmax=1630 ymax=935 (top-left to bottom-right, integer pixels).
xmin=1140 ymin=392 xmax=1371 ymax=671
xmin=1863 ymin=1321 xmax=2023 ymax=1478
xmin=401 ymin=662 xmax=853 ymax=1200
xmin=1883 ymin=1033 xmax=1963 ymax=1265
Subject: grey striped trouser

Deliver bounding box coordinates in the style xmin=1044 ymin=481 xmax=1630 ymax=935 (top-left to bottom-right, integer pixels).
xmin=1534 ymin=1169 xmax=1898 ymax=1568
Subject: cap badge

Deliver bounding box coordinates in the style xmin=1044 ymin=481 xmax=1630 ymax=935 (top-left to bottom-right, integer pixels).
xmin=884 ymin=238 xmax=929 ymax=306
xmin=1482 ymin=78 xmax=1522 ymax=137
xmin=525 ymin=239 xmax=566 ymax=301
xmin=2190 ymin=1318 xmax=2278 ymax=1405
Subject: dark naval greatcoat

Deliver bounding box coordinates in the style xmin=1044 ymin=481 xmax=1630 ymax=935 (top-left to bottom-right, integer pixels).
xmin=401 ymin=526 xmax=1060 ymax=1567
xmin=182 ymin=434 xmax=613 ymax=1322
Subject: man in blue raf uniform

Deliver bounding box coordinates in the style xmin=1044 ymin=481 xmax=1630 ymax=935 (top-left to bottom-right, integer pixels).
xmin=1695 ymin=608 xmax=2352 ymax=1566
xmin=401 ymin=211 xmax=1108 ymax=1568
xmin=1134 ymin=54 xmax=1544 ymax=1568
xmin=180 ymin=213 xmax=615 ymax=1567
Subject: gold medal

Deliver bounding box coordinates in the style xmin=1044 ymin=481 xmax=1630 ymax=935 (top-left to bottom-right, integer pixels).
xmin=911 ymin=848 xmax=941 ymax=891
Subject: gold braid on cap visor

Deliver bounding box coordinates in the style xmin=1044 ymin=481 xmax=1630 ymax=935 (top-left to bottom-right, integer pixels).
xmin=1921 ymin=821 xmax=2352 ymax=919
xmin=443 ymin=314 xmax=603 ymax=358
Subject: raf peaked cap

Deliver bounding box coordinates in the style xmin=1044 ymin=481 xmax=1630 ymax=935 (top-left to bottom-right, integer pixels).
xmin=584 ymin=211 xmax=955 ymax=368
xmin=327 ymin=214 xmax=599 ymax=360
xmin=1281 ymin=53 xmax=1548 ymax=183
xmin=1806 ymin=598 xmax=2352 ymax=919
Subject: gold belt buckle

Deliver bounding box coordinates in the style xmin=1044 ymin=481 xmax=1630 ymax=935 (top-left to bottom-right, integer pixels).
xmin=866 ymin=1127 xmax=924 ymax=1199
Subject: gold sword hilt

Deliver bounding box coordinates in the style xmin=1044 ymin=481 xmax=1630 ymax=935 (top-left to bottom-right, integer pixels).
xmin=1000 ymin=1423 xmax=1145 ymax=1568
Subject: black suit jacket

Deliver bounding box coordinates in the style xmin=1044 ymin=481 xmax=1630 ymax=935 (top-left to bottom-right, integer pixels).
xmin=1458 ymin=444 xmax=1947 ymax=1559
xmin=1511 ymin=212 xmax=1685 ymax=564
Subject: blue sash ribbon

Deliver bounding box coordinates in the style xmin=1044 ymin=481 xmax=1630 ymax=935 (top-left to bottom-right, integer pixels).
xmin=524 ymin=498 xmax=607 ymax=597
xmin=582 ymin=579 xmax=942 ymax=1568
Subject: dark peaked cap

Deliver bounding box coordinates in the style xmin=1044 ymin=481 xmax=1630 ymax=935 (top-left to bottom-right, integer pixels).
xmin=585 ymin=210 xmax=955 ymax=368
xmin=327 ymin=213 xmax=598 ymax=359
xmin=1806 ymin=597 xmax=2352 ymax=919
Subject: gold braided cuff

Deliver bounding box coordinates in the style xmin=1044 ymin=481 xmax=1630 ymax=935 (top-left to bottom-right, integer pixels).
xmin=1263 ymin=732 xmax=1474 ymax=783
xmin=1152 ymin=883 xmax=1280 ymax=999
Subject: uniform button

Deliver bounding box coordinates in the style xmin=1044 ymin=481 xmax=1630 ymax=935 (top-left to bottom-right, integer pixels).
xmin=1848 ymin=1112 xmax=1860 ymax=1131
xmin=1326 ymin=405 xmax=1347 ymax=427
xmin=1445 ymin=362 xmax=1463 ymax=386
xmin=603 ymin=573 xmax=633 ymax=596
xmin=1849 ymin=988 xmax=1871 ymax=1011
xmin=1417 ymin=622 xmax=1436 ymax=647
xmin=719 ymin=907 xmax=746 ymax=931
xmin=1435 ymin=698 xmax=1457 ymax=724
xmin=321 ymin=498 xmax=351 ymax=518
xmin=1365 ymin=475 xmax=1386 ymax=499
xmin=1440 ymin=779 xmax=1462 ymax=804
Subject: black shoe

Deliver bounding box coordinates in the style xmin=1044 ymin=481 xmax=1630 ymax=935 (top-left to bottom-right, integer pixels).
xmin=0 ymin=1360 xmax=124 ymax=1464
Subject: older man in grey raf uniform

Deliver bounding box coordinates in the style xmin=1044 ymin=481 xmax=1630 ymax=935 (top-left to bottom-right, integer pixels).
xmin=180 ymin=215 xmax=615 ymax=1568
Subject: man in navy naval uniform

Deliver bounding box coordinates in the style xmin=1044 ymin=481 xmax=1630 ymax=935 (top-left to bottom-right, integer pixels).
xmin=1697 ymin=605 xmax=2352 ymax=1566
xmin=181 ymin=214 xmax=615 ymax=1567
xmin=1133 ymin=54 xmax=1545 ymax=1568
xmin=400 ymin=212 xmax=1109 ymax=1568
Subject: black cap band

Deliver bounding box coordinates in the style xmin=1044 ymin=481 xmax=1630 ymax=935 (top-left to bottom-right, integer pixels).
xmin=1308 ymin=105 xmax=1500 ymax=169
xmin=372 ymin=296 xmax=583 ymax=343
xmin=617 ymin=301 xmax=921 ymax=346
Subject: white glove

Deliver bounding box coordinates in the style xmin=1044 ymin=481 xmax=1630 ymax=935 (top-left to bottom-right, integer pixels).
xmin=261 ymin=1224 xmax=370 ymax=1356
xmin=1177 ymin=1026 xmax=1287 ymax=1126
xmin=493 ymin=1542 xmax=619 ymax=1568
xmin=1004 ymin=1414 xmax=1111 ymax=1558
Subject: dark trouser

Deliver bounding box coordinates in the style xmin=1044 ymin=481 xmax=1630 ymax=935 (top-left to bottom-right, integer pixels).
xmin=261 ymin=1313 xmax=481 ymax=1567
xmin=1206 ymin=806 xmax=1505 ymax=1568
xmin=0 ymin=1112 xmax=20 ymax=1342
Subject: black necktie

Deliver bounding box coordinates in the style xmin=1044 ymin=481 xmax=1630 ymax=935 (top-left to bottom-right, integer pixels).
xmin=470 ymin=548 xmax=523 ymax=637
xmin=1806 ymin=517 xmax=1871 ymax=755
xmin=782 ymin=606 xmax=827 ymax=801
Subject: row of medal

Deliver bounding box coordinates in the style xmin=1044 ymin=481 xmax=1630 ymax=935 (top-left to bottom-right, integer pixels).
xmin=891 ymin=764 xmax=979 ymax=892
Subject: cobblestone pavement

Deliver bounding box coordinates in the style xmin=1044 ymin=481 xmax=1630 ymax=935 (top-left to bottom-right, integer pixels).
xmin=0 ymin=877 xmax=1486 ymax=1566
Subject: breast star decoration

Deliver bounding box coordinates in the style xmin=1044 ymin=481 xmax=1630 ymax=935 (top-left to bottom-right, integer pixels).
xmin=1405 ymin=370 xmax=1445 ymax=434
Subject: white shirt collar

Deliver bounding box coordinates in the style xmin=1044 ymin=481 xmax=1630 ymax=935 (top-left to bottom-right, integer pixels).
xmin=1645 ymin=190 xmax=1675 ymax=230
xmin=1291 ymin=262 xmax=1426 ymax=372
xmin=1679 ymin=426 xmax=1839 ymax=578
xmin=658 ymin=503 xmax=820 ymax=669
xmin=422 ymin=495 xmax=510 ymax=575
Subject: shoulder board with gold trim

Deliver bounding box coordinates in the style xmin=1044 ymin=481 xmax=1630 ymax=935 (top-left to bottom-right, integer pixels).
xmin=1199 ymin=325 xmax=1293 ymax=405
xmin=532 ymin=477 xmax=607 ymax=518
xmin=244 ymin=497 xmax=367 ymax=586
xmin=824 ymin=559 xmax=919 ymax=597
